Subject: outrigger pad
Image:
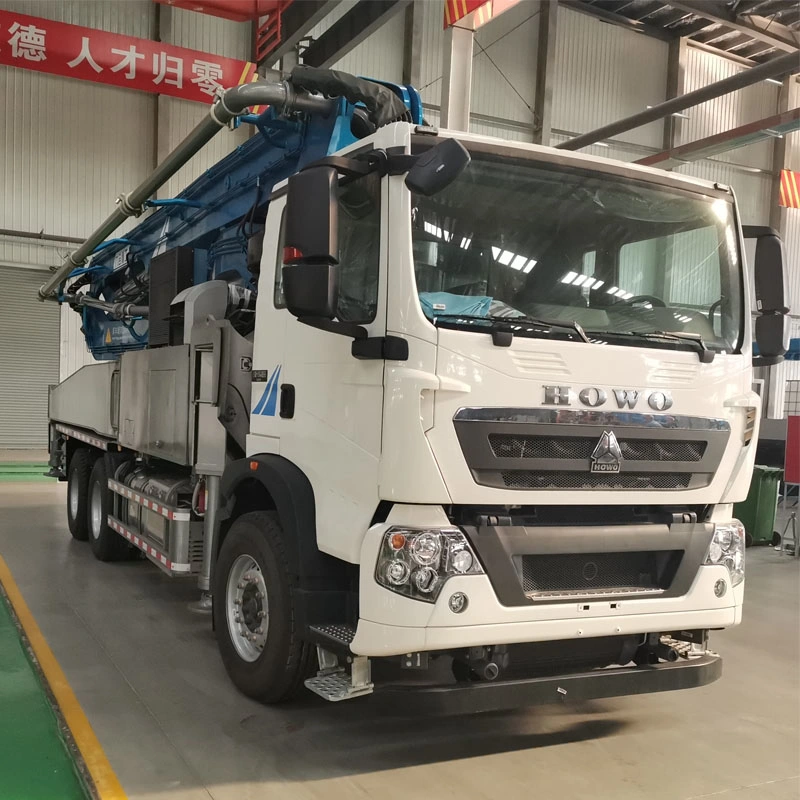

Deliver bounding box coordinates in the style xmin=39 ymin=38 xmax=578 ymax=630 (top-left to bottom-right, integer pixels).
xmin=290 ymin=66 xmax=409 ymax=128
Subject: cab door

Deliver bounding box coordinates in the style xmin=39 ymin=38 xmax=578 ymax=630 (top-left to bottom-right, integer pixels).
xmin=250 ymin=170 xmax=388 ymax=564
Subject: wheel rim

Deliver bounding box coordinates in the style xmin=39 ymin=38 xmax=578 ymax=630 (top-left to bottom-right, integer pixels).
xmin=226 ymin=554 xmax=269 ymax=663
xmin=69 ymin=478 xmax=80 ymax=520
xmin=90 ymin=482 xmax=103 ymax=540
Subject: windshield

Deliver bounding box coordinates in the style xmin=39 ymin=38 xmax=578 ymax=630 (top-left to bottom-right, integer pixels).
xmin=410 ymin=150 xmax=742 ymax=353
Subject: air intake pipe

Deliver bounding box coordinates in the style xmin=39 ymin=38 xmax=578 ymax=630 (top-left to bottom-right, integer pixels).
xmin=38 ymin=80 xmax=333 ymax=301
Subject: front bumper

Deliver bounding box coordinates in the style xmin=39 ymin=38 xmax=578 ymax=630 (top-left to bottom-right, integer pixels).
xmin=372 ymin=653 xmax=722 ymax=714
xmin=353 ymin=513 xmax=743 ymax=657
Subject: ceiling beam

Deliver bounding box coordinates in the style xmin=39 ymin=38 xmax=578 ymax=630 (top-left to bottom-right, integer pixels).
xmin=557 ymin=48 xmax=800 ymax=150
xmin=559 ymin=1 xmax=673 ymax=41
xmin=667 ymin=1 xmax=800 ymax=53
xmin=260 ymin=0 xmax=341 ymax=67
xmin=635 ymin=105 xmax=800 ymax=170
xmin=302 ymin=0 xmax=411 ymax=69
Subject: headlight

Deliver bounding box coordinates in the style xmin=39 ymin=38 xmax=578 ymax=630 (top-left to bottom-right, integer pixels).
xmin=705 ymin=520 xmax=745 ymax=587
xmin=375 ymin=527 xmax=483 ymax=602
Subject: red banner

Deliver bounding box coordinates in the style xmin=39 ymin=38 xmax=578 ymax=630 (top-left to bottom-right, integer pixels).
xmin=0 ymin=10 xmax=257 ymax=104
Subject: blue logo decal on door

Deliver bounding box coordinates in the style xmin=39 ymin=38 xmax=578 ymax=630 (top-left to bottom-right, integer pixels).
xmin=253 ymin=365 xmax=282 ymax=416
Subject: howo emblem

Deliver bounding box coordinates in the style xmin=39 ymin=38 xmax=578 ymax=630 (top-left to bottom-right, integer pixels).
xmin=543 ymin=385 xmax=673 ymax=411
xmin=591 ymin=431 xmax=623 ymax=474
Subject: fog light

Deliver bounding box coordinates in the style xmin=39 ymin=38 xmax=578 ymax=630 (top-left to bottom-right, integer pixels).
xmin=448 ymin=592 xmax=468 ymax=613
xmin=714 ymin=579 xmax=727 ymax=597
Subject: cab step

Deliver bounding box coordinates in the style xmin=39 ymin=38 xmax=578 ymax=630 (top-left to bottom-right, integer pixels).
xmin=308 ymin=623 xmax=356 ymax=652
xmin=304 ymin=646 xmax=373 ymax=702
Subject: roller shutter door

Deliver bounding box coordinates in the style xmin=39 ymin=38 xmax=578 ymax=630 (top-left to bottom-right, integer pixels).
xmin=0 ymin=267 xmax=60 ymax=448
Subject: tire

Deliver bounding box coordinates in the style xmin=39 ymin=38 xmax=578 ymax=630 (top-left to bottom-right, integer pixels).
xmin=213 ymin=510 xmax=314 ymax=703
xmin=66 ymin=449 xmax=96 ymax=541
xmin=87 ymin=458 xmax=129 ymax=562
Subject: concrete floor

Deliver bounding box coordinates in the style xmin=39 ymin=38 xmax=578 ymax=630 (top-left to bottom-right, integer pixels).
xmin=0 ymin=482 xmax=798 ymax=800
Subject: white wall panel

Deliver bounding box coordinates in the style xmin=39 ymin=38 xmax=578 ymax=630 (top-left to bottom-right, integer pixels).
xmin=549 ymin=132 xmax=649 ymax=162
xmin=675 ymin=161 xmax=771 ymax=225
xmin=553 ymin=7 xmax=668 ymax=149
xmin=160 ymin=7 xmax=252 ymax=197
xmin=471 ymin=3 xmax=538 ymax=125
xmin=331 ymin=7 xmax=406 ymax=82
xmin=157 ymin=96 xmax=250 ymax=199
xmin=682 ymin=45 xmax=778 ymax=170
xmin=0 ymin=0 xmax=154 ymax=37
xmin=784 ymin=208 xmax=800 ymax=317
xmin=0 ymin=67 xmax=155 ymax=265
xmin=169 ymin=6 xmax=251 ymax=57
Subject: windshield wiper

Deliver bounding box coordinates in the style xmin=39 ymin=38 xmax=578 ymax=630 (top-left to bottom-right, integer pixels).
xmin=586 ymin=329 xmax=716 ymax=363
xmin=498 ymin=315 xmax=591 ymax=344
xmin=432 ymin=313 xmax=591 ymax=346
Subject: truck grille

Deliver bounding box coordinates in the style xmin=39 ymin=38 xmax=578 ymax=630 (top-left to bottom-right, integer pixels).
xmin=454 ymin=408 xmax=729 ymax=492
xmin=521 ymin=550 xmax=682 ymax=598
xmin=500 ymin=470 xmax=694 ymax=490
xmin=489 ymin=434 xmax=705 ymax=462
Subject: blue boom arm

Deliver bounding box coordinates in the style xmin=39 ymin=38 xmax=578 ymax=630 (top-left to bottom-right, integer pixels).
xmin=71 ymin=79 xmax=422 ymax=360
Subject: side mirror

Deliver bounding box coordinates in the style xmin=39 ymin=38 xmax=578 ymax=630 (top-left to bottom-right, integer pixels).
xmin=283 ymin=166 xmax=340 ymax=319
xmin=743 ymin=226 xmax=790 ymax=366
xmin=405 ymin=138 xmax=471 ymax=197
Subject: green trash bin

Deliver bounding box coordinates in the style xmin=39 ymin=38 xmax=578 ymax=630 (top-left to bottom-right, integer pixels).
xmin=734 ymin=465 xmax=783 ymax=547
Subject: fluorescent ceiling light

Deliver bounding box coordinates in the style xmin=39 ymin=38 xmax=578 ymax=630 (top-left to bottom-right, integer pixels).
xmin=572 ymin=275 xmax=589 ymax=287
xmin=591 ymin=279 xmax=604 ymax=290
xmin=510 ymin=254 xmax=528 ymax=271
xmin=498 ymin=250 xmax=514 ymax=266
xmin=460 ymin=237 xmax=472 ymax=249
xmin=607 ymin=285 xmax=619 ymax=294
xmin=491 ymin=246 xmax=501 ymax=260
xmin=523 ymin=259 xmax=537 ymax=274
xmin=561 ymin=271 xmax=578 ymax=284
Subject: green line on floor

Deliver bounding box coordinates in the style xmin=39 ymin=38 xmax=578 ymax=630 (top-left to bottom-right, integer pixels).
xmin=0 ymin=593 xmax=89 ymax=800
xmin=0 ymin=464 xmax=53 ymax=482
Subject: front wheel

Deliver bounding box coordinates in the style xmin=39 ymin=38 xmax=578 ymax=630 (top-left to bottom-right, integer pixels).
xmin=212 ymin=511 xmax=313 ymax=703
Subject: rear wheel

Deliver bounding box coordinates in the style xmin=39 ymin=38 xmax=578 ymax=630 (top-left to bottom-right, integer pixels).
xmin=87 ymin=458 xmax=129 ymax=562
xmin=66 ymin=449 xmax=96 ymax=541
xmin=213 ymin=511 xmax=313 ymax=703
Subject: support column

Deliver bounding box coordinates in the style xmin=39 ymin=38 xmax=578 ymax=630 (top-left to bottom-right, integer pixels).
xmin=441 ymin=23 xmax=474 ymax=131
xmin=402 ymin=1 xmax=423 ymax=88
xmin=769 ymin=77 xmax=791 ymax=232
xmin=533 ymin=0 xmax=558 ymax=146
xmin=663 ymin=37 xmax=688 ymax=151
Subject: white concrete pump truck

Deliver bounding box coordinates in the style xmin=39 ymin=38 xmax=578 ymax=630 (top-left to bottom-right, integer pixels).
xmin=41 ymin=68 xmax=789 ymax=710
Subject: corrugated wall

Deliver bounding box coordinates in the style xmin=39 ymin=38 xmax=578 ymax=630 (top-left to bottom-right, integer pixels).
xmin=681 ymin=46 xmax=778 ymax=170
xmin=783 ymin=79 xmax=800 ymax=324
xmin=471 ymin=3 xmax=538 ymax=128
xmin=0 ymin=1 xmax=252 ymax=379
xmin=159 ymin=7 xmax=252 ymax=198
xmin=552 ymin=7 xmax=668 ymax=149
xmin=330 ymin=7 xmax=406 ymax=81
